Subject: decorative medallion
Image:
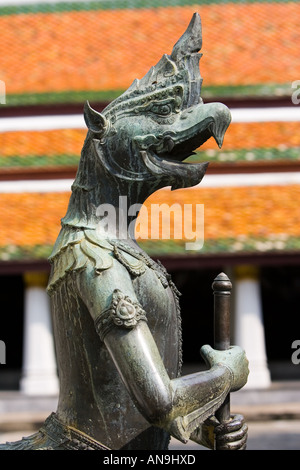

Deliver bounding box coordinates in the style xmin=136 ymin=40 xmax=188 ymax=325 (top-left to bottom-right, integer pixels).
xmin=95 ymin=289 xmax=147 ymax=340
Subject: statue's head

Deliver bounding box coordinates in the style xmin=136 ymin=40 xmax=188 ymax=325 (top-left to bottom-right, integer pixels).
xmin=83 ymin=13 xmax=231 ymax=191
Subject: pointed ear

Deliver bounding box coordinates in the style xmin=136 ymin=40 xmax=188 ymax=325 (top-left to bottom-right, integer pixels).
xmin=84 ymin=101 xmax=109 ymax=135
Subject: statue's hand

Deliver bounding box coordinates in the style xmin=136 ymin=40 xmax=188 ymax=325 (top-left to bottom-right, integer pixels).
xmin=214 ymin=413 xmax=248 ymax=450
xmin=200 ymin=345 xmax=249 ymax=392
xmin=191 ymin=413 xmax=248 ymax=450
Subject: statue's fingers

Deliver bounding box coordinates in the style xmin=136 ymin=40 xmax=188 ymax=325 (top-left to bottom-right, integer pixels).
xmin=215 ymin=424 xmax=248 ymax=443
xmin=216 ymin=434 xmax=247 ymax=450
xmin=214 ymin=413 xmax=246 ymax=434
xmin=215 ymin=414 xmax=248 ymax=450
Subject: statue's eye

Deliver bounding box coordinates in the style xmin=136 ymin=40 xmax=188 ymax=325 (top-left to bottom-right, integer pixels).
xmin=151 ymin=104 xmax=172 ymax=116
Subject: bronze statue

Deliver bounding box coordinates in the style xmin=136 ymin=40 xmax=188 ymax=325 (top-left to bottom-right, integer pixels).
xmin=1 ymin=13 xmax=249 ymax=450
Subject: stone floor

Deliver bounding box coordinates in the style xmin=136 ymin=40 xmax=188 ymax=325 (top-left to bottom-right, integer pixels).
xmin=0 ymin=381 xmax=299 ymax=451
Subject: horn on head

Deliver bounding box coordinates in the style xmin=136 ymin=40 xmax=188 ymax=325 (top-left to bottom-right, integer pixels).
xmin=84 ymin=101 xmax=109 ymax=136
xmin=171 ymin=12 xmax=202 ymax=62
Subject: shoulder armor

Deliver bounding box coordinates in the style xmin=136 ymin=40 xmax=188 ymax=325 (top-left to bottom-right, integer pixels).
xmin=47 ymin=228 xmax=113 ymax=293
xmin=112 ymin=245 xmax=146 ymax=276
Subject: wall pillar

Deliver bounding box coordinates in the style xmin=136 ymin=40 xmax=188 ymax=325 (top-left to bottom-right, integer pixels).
xmin=20 ymin=272 xmax=59 ymax=395
xmin=233 ymin=265 xmax=271 ymax=389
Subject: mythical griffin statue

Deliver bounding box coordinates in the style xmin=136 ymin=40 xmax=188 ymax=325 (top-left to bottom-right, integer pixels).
xmin=1 ymin=13 xmax=249 ymax=450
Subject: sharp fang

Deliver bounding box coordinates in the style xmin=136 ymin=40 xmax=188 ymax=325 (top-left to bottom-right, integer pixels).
xmin=164 ymin=136 xmax=175 ymax=152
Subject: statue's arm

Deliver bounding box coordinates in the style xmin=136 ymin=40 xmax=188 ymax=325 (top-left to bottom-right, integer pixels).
xmin=75 ymin=262 xmax=248 ymax=443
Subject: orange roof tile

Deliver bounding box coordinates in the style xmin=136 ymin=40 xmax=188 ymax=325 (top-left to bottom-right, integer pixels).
xmin=141 ymin=184 xmax=300 ymax=241
xmin=1 ymin=122 xmax=299 ymax=171
xmin=0 ymin=2 xmax=299 ymax=101
xmin=202 ymin=122 xmax=300 ymax=151
xmin=0 ymin=184 xmax=300 ymax=260
xmin=0 ymin=192 xmax=68 ymax=248
xmin=1 ymin=129 xmax=85 ymax=158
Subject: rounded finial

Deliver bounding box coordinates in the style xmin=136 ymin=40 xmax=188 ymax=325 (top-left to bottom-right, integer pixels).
xmin=212 ymin=272 xmax=232 ymax=293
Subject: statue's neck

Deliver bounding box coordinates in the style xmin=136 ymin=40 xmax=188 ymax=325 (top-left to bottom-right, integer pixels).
xmin=61 ymin=138 xmax=162 ymax=242
xmin=62 ymin=173 xmax=150 ymax=243
xmin=94 ymin=191 xmax=145 ymax=242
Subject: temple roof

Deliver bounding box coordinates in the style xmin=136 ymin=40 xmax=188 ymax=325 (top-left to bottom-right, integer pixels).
xmin=0 ymin=0 xmax=298 ymax=105
xmin=0 ymin=0 xmax=299 ymax=266
xmin=0 ymin=120 xmax=299 ymax=177
xmin=0 ymin=183 xmax=299 ymax=262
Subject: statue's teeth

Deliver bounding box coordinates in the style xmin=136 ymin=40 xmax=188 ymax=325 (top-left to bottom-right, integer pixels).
xmin=164 ymin=136 xmax=175 ymax=152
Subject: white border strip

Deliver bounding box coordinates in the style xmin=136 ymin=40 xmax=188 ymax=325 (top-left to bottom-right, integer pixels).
xmin=230 ymin=107 xmax=300 ymax=123
xmin=0 ymin=114 xmax=86 ymax=132
xmin=1 ymin=172 xmax=300 ymax=193
xmin=0 ymin=0 xmax=93 ymax=5
xmin=0 ymin=107 xmax=299 ymax=132
xmin=0 ymin=179 xmax=73 ymax=193
xmin=201 ymin=172 xmax=300 ymax=188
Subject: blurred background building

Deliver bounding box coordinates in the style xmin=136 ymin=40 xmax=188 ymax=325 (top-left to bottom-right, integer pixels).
xmin=0 ymin=0 xmax=299 ymax=395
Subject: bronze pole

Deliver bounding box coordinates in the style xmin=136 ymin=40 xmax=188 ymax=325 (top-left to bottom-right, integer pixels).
xmin=212 ymin=272 xmax=232 ymax=424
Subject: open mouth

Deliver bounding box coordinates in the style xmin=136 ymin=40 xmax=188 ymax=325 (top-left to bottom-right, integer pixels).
xmin=140 ymin=149 xmax=209 ymax=190
xmin=139 ymin=102 xmax=231 ymax=189
xmin=155 ymin=119 xmax=216 ymax=161
xmin=135 ymin=102 xmax=231 ymax=165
